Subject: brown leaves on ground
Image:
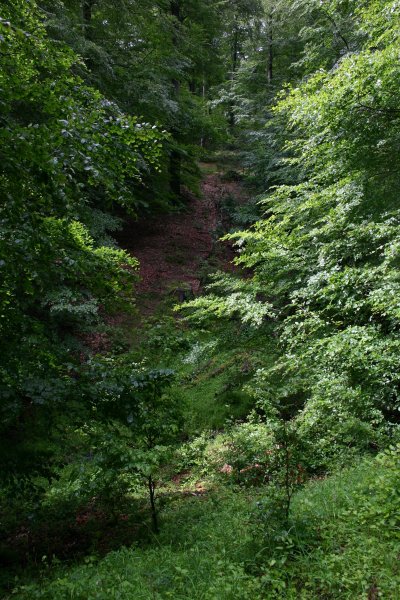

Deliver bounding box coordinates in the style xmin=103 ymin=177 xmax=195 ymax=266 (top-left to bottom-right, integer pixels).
xmin=120 ymin=172 xmax=249 ymax=315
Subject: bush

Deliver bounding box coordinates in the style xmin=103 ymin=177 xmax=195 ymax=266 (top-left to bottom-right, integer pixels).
xmin=255 ymin=447 xmax=400 ymax=598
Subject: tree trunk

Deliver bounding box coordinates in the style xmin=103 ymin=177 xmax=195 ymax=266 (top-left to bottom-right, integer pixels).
xmin=169 ymin=0 xmax=183 ymax=198
xmin=267 ymin=13 xmax=273 ymax=85
xmin=170 ymin=149 xmax=181 ymax=198
xmin=200 ymin=76 xmax=206 ymax=147
xmin=170 ymin=0 xmax=181 ymax=20
xmin=82 ymin=0 xmax=94 ymax=38
xmin=229 ymin=24 xmax=239 ymax=128
xmin=148 ymin=475 xmax=159 ymax=534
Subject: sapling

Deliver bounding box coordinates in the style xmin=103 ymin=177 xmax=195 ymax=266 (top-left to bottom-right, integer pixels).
xmin=131 ymin=369 xmax=182 ymax=533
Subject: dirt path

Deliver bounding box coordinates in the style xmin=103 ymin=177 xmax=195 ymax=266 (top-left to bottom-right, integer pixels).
xmin=119 ymin=171 xmax=248 ymax=314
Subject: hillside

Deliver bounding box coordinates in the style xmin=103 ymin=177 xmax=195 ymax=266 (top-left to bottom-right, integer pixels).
xmin=1 ymin=1 xmax=400 ymax=598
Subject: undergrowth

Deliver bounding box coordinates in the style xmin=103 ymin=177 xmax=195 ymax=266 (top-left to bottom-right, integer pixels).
xmin=11 ymin=447 xmax=400 ymax=599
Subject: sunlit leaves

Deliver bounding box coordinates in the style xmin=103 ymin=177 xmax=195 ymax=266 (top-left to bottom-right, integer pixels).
xmin=191 ymin=1 xmax=400 ymax=459
xmin=0 ymin=1 xmax=163 ymax=446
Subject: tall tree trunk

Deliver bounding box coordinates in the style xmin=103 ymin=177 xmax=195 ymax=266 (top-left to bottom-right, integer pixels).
xmin=170 ymin=146 xmax=181 ymax=197
xmin=169 ymin=0 xmax=183 ymax=198
xmin=82 ymin=0 xmax=95 ymax=72
xmin=170 ymin=0 xmax=181 ymax=20
xmin=267 ymin=12 xmax=273 ymax=85
xmin=82 ymin=0 xmax=94 ymax=39
xmin=200 ymin=76 xmax=206 ymax=147
xmin=229 ymin=23 xmax=239 ymax=128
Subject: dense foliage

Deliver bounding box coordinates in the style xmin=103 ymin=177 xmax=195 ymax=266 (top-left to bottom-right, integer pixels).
xmin=0 ymin=0 xmax=169 ymax=481
xmin=1 ymin=0 xmax=400 ymax=598
xmin=184 ymin=0 xmax=400 ymax=464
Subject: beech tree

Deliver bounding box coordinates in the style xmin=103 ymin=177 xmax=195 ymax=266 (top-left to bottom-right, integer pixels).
xmin=0 ymin=0 xmax=165 ymax=477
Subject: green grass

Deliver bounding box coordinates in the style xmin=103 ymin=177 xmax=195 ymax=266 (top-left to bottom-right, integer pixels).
xmin=11 ymin=314 xmax=399 ymax=599
xmin=198 ymin=161 xmax=220 ymax=175
xmin=256 ymin=451 xmax=400 ymax=599
xmin=179 ymin=370 xmax=253 ymax=434
xmin=131 ymin=315 xmax=260 ymax=434
xmin=11 ymin=448 xmax=400 ymax=599
xmin=12 ymin=489 xmax=264 ymax=599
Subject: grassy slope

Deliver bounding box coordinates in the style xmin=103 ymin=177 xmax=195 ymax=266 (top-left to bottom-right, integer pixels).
xmin=12 ymin=450 xmax=400 ymax=599
xmin=9 ymin=313 xmax=400 ymax=598
xmin=7 ymin=166 xmax=400 ymax=599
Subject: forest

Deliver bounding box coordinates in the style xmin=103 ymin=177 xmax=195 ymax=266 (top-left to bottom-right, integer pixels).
xmin=1 ymin=0 xmax=400 ymax=597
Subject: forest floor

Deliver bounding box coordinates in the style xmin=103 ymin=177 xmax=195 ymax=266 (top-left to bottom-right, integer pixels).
xmin=7 ymin=166 xmax=397 ymax=600
xmin=2 ymin=164 xmax=260 ymax=596
xmin=118 ymin=165 xmax=249 ymax=316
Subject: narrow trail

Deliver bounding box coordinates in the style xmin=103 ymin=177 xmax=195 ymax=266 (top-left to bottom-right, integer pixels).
xmin=119 ymin=170 xmax=249 ymax=315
